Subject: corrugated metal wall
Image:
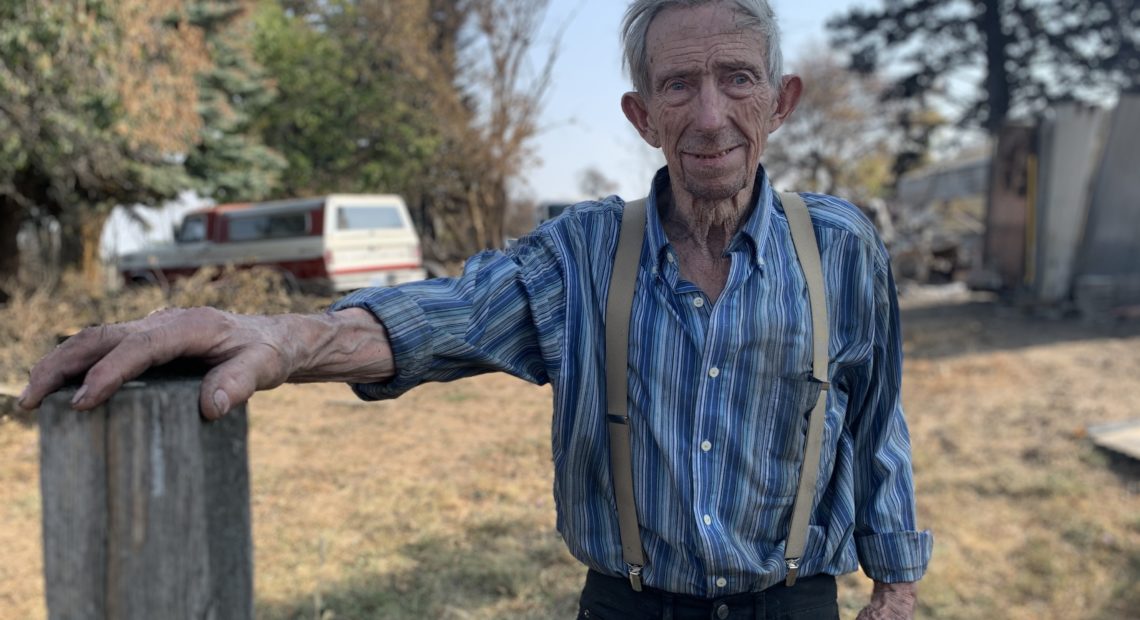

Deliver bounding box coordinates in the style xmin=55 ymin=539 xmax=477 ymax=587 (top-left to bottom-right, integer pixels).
xmin=1033 ymin=104 xmax=1112 ymax=304
xmin=979 ymin=96 xmax=1139 ymax=316
xmin=1073 ymin=94 xmax=1140 ymax=314
xmin=1078 ymin=95 xmax=1140 ymax=277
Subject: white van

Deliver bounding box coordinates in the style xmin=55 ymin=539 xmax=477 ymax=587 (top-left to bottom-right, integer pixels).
xmin=118 ymin=194 xmax=427 ymax=293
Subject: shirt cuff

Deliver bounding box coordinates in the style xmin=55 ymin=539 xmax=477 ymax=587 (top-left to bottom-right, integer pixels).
xmin=855 ymin=530 xmax=934 ymax=583
xmin=330 ymin=287 xmax=433 ymax=400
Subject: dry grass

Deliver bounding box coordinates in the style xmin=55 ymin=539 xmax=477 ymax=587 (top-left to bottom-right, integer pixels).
xmin=894 ymin=296 xmax=1140 ymax=620
xmin=1 ymin=282 xmax=1139 ymax=619
xmin=0 ymin=266 xmax=330 ymax=386
xmin=247 ymin=378 xmax=582 ymax=619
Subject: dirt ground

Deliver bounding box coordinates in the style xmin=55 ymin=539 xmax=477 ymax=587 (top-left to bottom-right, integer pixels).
xmin=1 ymin=286 xmax=1139 ymax=619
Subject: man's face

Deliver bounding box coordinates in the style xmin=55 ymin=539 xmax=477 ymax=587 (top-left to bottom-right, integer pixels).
xmin=623 ymin=3 xmax=797 ymax=203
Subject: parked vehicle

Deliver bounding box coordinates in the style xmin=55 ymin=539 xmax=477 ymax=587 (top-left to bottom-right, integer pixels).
xmin=118 ymin=194 xmax=427 ymax=293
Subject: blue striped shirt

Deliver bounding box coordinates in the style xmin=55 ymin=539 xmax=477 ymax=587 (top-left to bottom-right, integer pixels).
xmin=333 ymin=166 xmax=933 ymax=596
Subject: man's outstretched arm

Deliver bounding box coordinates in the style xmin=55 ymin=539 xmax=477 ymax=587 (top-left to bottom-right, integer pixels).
xmin=18 ymin=306 xmax=393 ymax=419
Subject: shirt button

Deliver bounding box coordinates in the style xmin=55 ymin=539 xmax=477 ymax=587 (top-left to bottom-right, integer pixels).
xmin=666 ymin=253 xmax=676 ymax=263
xmin=700 ymin=440 xmax=712 ymax=452
xmin=708 ymin=367 xmax=720 ymax=378
xmin=716 ymin=577 xmax=727 ymax=588
xmin=703 ymin=514 xmax=712 ymax=525
xmin=693 ymin=297 xmax=704 ymax=308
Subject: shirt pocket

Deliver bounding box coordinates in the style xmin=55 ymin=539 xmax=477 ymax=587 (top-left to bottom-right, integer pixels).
xmin=743 ymin=375 xmax=825 ymax=505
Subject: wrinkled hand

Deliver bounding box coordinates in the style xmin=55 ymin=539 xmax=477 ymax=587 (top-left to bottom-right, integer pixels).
xmin=18 ymin=306 xmax=392 ymax=419
xmin=856 ymin=581 xmax=917 ymax=620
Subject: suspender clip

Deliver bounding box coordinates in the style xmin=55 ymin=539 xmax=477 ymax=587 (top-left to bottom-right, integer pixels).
xmin=627 ymin=564 xmax=643 ymax=592
xmin=785 ymin=558 xmax=800 ymax=587
xmin=606 ymin=413 xmax=630 ymax=425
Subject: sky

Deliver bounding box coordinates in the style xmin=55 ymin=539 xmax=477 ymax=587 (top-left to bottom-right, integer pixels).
xmin=102 ymin=0 xmax=872 ymax=258
xmin=518 ymin=0 xmax=872 ymax=203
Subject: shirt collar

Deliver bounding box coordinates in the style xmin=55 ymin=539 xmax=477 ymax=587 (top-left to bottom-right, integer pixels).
xmin=642 ymin=165 xmax=774 ymax=269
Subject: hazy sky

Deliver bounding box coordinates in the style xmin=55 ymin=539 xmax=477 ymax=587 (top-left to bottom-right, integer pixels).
xmin=522 ymin=0 xmax=871 ymax=202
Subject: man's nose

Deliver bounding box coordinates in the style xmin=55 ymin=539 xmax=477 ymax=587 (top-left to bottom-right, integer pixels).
xmin=692 ymin=81 xmax=728 ymax=131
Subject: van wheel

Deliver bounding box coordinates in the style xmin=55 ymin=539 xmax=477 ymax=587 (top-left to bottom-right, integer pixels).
xmin=128 ymin=271 xmax=159 ymax=287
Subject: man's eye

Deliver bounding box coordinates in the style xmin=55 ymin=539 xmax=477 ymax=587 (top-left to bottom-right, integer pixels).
xmin=730 ymin=74 xmax=752 ymax=86
xmin=666 ymin=80 xmax=686 ymax=92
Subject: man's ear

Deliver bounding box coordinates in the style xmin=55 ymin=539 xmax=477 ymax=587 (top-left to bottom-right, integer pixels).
xmin=621 ymin=91 xmax=661 ymax=148
xmin=768 ymin=75 xmax=803 ymax=133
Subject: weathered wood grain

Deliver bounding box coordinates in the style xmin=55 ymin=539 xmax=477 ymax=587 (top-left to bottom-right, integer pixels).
xmin=40 ymin=379 xmax=252 ymax=620
xmin=39 ymin=393 xmax=107 ymax=619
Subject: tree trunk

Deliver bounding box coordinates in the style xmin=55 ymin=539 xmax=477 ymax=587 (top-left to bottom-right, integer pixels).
xmin=58 ymin=206 xmax=111 ymax=292
xmin=0 ymin=197 xmax=22 ymax=302
xmin=57 ymin=208 xmax=84 ymax=272
xmin=981 ymin=0 xmax=1011 ymax=134
xmin=81 ymin=210 xmax=109 ymax=292
xmin=486 ymin=178 xmax=507 ymax=251
xmin=467 ymin=185 xmax=488 ymax=252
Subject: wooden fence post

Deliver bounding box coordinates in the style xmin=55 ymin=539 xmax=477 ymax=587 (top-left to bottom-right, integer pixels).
xmin=39 ymin=378 xmax=253 ymax=620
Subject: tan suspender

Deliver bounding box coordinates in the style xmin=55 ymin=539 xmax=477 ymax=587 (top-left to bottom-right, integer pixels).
xmin=603 ymin=192 xmax=829 ymax=592
xmin=603 ymin=198 xmax=649 ymax=590
xmin=780 ymin=191 xmax=831 ymax=587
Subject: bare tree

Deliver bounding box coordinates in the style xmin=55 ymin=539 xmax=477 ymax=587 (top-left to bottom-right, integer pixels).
xmin=578 ymin=167 xmax=618 ymax=200
xmin=417 ymin=0 xmax=561 ymax=261
xmin=766 ymin=49 xmax=926 ymax=203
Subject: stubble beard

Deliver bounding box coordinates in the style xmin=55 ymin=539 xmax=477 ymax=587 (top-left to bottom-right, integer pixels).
xmin=682 ymin=168 xmax=749 ymax=202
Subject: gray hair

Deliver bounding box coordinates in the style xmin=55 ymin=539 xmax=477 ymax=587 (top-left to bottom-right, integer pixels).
xmin=621 ymin=0 xmax=784 ymax=98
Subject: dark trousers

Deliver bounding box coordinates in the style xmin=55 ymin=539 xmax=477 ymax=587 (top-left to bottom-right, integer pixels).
xmin=577 ymin=570 xmax=840 ymax=620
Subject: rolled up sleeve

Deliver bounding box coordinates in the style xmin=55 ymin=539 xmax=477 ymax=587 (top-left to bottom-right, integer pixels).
xmin=331 ymin=285 xmax=436 ymax=400
xmin=856 ymin=530 xmax=934 ymax=583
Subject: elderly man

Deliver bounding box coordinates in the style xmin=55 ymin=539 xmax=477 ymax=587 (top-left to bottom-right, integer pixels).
xmin=21 ymin=0 xmax=931 ymax=617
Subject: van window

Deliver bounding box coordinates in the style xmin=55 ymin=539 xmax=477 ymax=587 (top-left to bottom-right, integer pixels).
xmin=336 ymin=206 xmax=406 ymax=231
xmin=227 ymin=212 xmax=309 ymax=241
xmin=177 ymin=215 xmax=207 ymax=243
